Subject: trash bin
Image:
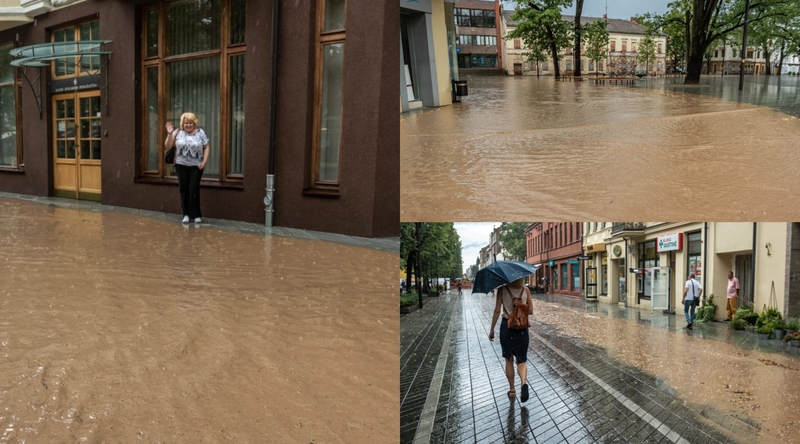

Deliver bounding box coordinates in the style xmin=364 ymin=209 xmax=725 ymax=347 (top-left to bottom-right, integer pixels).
xmin=455 ymin=80 xmax=468 ymax=96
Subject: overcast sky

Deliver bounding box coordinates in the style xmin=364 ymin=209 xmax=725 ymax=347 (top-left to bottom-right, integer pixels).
xmin=502 ymin=0 xmax=671 ymax=19
xmin=454 ymin=222 xmax=503 ymax=275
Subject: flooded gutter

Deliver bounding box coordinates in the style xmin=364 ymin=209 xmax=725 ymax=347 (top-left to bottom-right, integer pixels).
xmin=265 ymin=0 xmax=280 ymax=227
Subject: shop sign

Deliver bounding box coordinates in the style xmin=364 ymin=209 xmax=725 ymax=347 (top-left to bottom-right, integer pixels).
xmin=576 ymin=255 xmax=591 ymax=260
xmin=50 ymin=75 xmax=100 ymax=94
xmin=566 ymin=259 xmax=580 ymax=264
xmin=548 ymin=260 xmax=554 ymax=266
xmin=586 ymin=243 xmax=605 ymax=253
xmin=657 ymin=233 xmax=683 ymax=252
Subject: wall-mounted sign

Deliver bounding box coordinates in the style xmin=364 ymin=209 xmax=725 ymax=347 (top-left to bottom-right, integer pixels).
xmin=566 ymin=259 xmax=580 ymax=265
xmin=548 ymin=260 xmax=554 ymax=266
xmin=657 ymin=233 xmax=683 ymax=252
xmin=586 ymin=243 xmax=605 ymax=253
xmin=613 ymin=245 xmax=622 ymax=257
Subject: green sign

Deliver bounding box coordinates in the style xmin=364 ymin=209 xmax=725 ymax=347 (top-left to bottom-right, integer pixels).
xmin=566 ymin=260 xmax=580 ymax=265
xmin=549 ymin=260 xmax=554 ymax=266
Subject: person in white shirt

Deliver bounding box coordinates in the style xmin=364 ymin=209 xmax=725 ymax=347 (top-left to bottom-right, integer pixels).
xmin=682 ymin=273 xmax=703 ymax=330
xmin=726 ymin=271 xmax=740 ymax=321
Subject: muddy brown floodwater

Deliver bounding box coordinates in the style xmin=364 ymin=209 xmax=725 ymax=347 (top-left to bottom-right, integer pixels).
xmin=530 ymin=300 xmax=800 ymax=443
xmin=0 ymin=199 xmax=398 ymax=443
xmin=401 ymin=76 xmax=800 ymax=221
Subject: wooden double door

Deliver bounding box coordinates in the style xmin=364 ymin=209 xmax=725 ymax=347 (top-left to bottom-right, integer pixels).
xmin=53 ymin=91 xmax=102 ymax=200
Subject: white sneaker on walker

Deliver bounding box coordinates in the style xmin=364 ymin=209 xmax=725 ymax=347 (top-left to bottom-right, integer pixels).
xmin=182 ymin=216 xmax=190 ymax=224
xmin=194 ymin=217 xmax=201 ymax=224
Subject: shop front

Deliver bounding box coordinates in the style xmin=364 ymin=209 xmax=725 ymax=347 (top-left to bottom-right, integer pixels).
xmin=0 ymin=0 xmax=398 ymax=238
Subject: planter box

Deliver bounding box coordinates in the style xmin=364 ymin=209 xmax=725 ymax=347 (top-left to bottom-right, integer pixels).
xmin=775 ymin=329 xmax=787 ymax=341
xmin=756 ymin=333 xmax=770 ymax=340
xmin=400 ymin=304 xmax=419 ymax=314
xmin=745 ymin=326 xmax=755 ymax=333
xmin=790 ymin=340 xmax=800 ymax=348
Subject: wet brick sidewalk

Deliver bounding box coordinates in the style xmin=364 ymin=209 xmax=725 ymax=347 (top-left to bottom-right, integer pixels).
xmin=400 ymin=291 xmax=760 ymax=444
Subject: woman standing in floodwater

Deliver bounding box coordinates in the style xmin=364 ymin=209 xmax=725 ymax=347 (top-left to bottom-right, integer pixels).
xmin=165 ymin=112 xmax=210 ymax=224
xmin=489 ymin=278 xmax=532 ymax=402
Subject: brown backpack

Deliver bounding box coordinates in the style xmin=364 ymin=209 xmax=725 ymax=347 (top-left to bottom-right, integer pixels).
xmin=505 ymin=286 xmax=530 ymax=330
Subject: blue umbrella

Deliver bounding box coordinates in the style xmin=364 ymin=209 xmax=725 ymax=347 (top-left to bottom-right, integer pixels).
xmin=472 ymin=261 xmax=539 ymax=294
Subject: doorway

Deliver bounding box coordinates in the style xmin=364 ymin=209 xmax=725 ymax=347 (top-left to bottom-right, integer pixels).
xmin=53 ymin=92 xmax=102 ymax=200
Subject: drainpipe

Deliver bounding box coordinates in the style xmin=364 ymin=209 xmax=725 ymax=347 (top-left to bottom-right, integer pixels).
xmin=265 ymin=0 xmax=280 ymax=227
xmin=702 ymin=223 xmax=708 ymax=306
xmin=751 ymin=223 xmax=757 ymax=308
xmin=623 ymin=236 xmax=629 ymax=306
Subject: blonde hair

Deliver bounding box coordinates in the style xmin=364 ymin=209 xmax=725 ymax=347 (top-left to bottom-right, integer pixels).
xmin=179 ymin=112 xmax=199 ymax=130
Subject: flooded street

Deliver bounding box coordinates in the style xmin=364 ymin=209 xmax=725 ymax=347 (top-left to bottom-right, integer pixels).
xmin=401 ymin=75 xmax=800 ymax=221
xmin=0 ymin=198 xmax=398 ymax=443
xmin=401 ymin=291 xmax=800 ymax=443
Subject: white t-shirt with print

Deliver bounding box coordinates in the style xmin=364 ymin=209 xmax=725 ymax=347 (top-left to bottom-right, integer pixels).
xmin=175 ymin=129 xmax=209 ymax=167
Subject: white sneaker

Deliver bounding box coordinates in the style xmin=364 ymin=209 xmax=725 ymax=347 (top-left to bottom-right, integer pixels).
xmin=194 ymin=217 xmax=202 ymax=224
xmin=182 ymin=216 xmax=190 ymax=224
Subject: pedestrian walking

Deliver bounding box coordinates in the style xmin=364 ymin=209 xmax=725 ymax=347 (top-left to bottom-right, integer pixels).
xmin=682 ymin=273 xmax=703 ymax=330
xmin=165 ymin=112 xmax=210 ymax=224
xmin=542 ymin=276 xmax=549 ymax=294
xmin=488 ymin=278 xmax=532 ymax=402
xmin=726 ymin=271 xmax=740 ymax=321
xmin=457 ymin=280 xmax=463 ymax=296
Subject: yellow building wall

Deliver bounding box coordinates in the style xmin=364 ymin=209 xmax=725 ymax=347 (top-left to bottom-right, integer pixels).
xmin=754 ymin=223 xmax=787 ymax=314
xmin=714 ymin=222 xmax=753 ymax=253
xmin=431 ymin=0 xmax=452 ymax=106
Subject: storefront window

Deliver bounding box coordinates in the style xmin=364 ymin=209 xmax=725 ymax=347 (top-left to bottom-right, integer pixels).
xmin=142 ymin=0 xmax=246 ymax=181
xmin=688 ymin=232 xmax=702 ymax=279
xmin=561 ymin=264 xmax=568 ymax=290
xmin=312 ymin=0 xmax=347 ymax=188
xmin=0 ymin=42 xmax=21 ymax=169
xmin=572 ymin=263 xmax=580 ymax=290
xmin=553 ymin=268 xmax=558 ymax=290
xmin=601 ymin=253 xmax=608 ymax=295
xmin=638 ymin=240 xmax=659 ymax=300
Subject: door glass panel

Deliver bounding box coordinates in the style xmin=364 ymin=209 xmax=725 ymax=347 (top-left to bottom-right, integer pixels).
xmin=56 ymin=100 xmax=66 ymax=118
xmin=80 ymin=120 xmax=89 ymax=138
xmin=57 ymin=121 xmax=66 ymax=138
xmin=91 ymin=140 xmax=101 ymax=159
xmin=57 ymin=141 xmax=66 ymax=158
xmin=91 ymin=120 xmax=101 ymax=138
xmin=91 ymin=97 xmax=100 ymax=116
xmin=80 ymin=98 xmax=90 ymax=117
xmin=66 ymin=140 xmax=76 ymax=159
xmin=81 ymin=140 xmax=90 ymax=159
xmin=66 ymin=100 xmax=75 ymax=118
xmin=65 ymin=121 xmax=75 ymax=138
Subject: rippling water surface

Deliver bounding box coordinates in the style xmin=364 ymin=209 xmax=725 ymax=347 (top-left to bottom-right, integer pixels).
xmin=0 ymin=199 xmax=398 ymax=443
xmin=401 ymin=76 xmax=800 ymax=221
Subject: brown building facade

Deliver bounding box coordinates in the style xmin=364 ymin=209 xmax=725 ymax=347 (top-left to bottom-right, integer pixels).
xmin=454 ymin=0 xmax=502 ymax=70
xmin=0 ymin=0 xmax=398 ymax=238
xmin=525 ymin=222 xmax=584 ymax=297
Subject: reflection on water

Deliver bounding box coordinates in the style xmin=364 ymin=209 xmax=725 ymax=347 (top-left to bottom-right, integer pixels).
xmin=0 ymin=199 xmax=398 ymax=443
xmin=401 ymin=76 xmax=800 ymax=221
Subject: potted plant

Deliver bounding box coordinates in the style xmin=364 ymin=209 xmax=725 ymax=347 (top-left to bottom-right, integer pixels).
xmin=785 ymin=317 xmax=800 ymax=334
xmin=772 ymin=321 xmax=787 ymax=341
xmin=785 ymin=331 xmax=800 ymax=347
xmin=729 ymin=318 xmax=747 ymax=331
xmin=756 ymin=324 xmax=773 ymax=340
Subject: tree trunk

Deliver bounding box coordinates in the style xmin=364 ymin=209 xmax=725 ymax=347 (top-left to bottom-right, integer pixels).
xmin=573 ymin=0 xmax=584 ymax=77
xmin=684 ymin=14 xmax=709 ymax=85
xmin=415 ymin=223 xmax=422 ymax=307
xmin=546 ymin=25 xmax=561 ymax=78
xmin=777 ymin=43 xmax=785 ymax=75
xmin=764 ymin=48 xmax=772 ymax=75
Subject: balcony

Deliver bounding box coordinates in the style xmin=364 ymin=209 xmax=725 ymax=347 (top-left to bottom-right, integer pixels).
xmin=611 ymin=222 xmax=646 ymax=235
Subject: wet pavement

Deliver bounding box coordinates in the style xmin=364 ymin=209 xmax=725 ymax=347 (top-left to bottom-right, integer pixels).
xmin=400 ymin=75 xmax=800 ymax=222
xmin=0 ymin=197 xmax=399 ymax=443
xmin=400 ymin=290 xmax=800 ymax=443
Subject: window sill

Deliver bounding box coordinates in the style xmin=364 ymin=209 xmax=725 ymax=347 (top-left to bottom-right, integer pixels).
xmin=302 ymin=186 xmax=340 ymax=198
xmin=135 ymin=176 xmax=244 ymax=190
xmin=0 ymin=167 xmax=24 ymax=174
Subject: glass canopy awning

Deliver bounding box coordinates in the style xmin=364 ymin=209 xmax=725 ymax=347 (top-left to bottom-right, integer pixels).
xmin=8 ymin=40 xmax=112 ymax=118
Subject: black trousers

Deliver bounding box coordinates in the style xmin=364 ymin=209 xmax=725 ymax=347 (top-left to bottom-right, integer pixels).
xmin=176 ymin=164 xmax=204 ymax=219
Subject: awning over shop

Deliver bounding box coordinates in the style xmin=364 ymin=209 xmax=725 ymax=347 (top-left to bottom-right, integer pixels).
xmin=7 ymin=40 xmax=112 ymax=118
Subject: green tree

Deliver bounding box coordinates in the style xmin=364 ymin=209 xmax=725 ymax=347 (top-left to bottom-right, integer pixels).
xmin=637 ymin=35 xmax=657 ymax=73
xmin=497 ymin=223 xmax=533 ymax=261
xmin=400 ymin=223 xmax=463 ymax=306
xmin=583 ymin=19 xmax=609 ymax=76
xmin=509 ymin=0 xmax=572 ymax=78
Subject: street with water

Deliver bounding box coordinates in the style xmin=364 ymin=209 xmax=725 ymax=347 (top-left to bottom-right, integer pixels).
xmin=401 ymin=290 xmax=800 ymax=444
xmin=0 ymin=196 xmax=399 ymax=443
xmin=401 ymin=75 xmax=800 ymax=222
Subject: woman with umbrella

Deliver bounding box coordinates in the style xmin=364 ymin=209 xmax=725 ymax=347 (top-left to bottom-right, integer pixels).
xmin=474 ymin=260 xmax=537 ymax=403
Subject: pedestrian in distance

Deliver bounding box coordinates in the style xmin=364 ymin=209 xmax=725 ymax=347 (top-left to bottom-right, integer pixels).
xmin=457 ymin=280 xmax=463 ymax=296
xmin=726 ymin=271 xmax=740 ymax=321
xmin=489 ymin=278 xmax=532 ymax=402
xmin=682 ymin=273 xmax=703 ymax=330
xmin=165 ymin=112 xmax=210 ymax=225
